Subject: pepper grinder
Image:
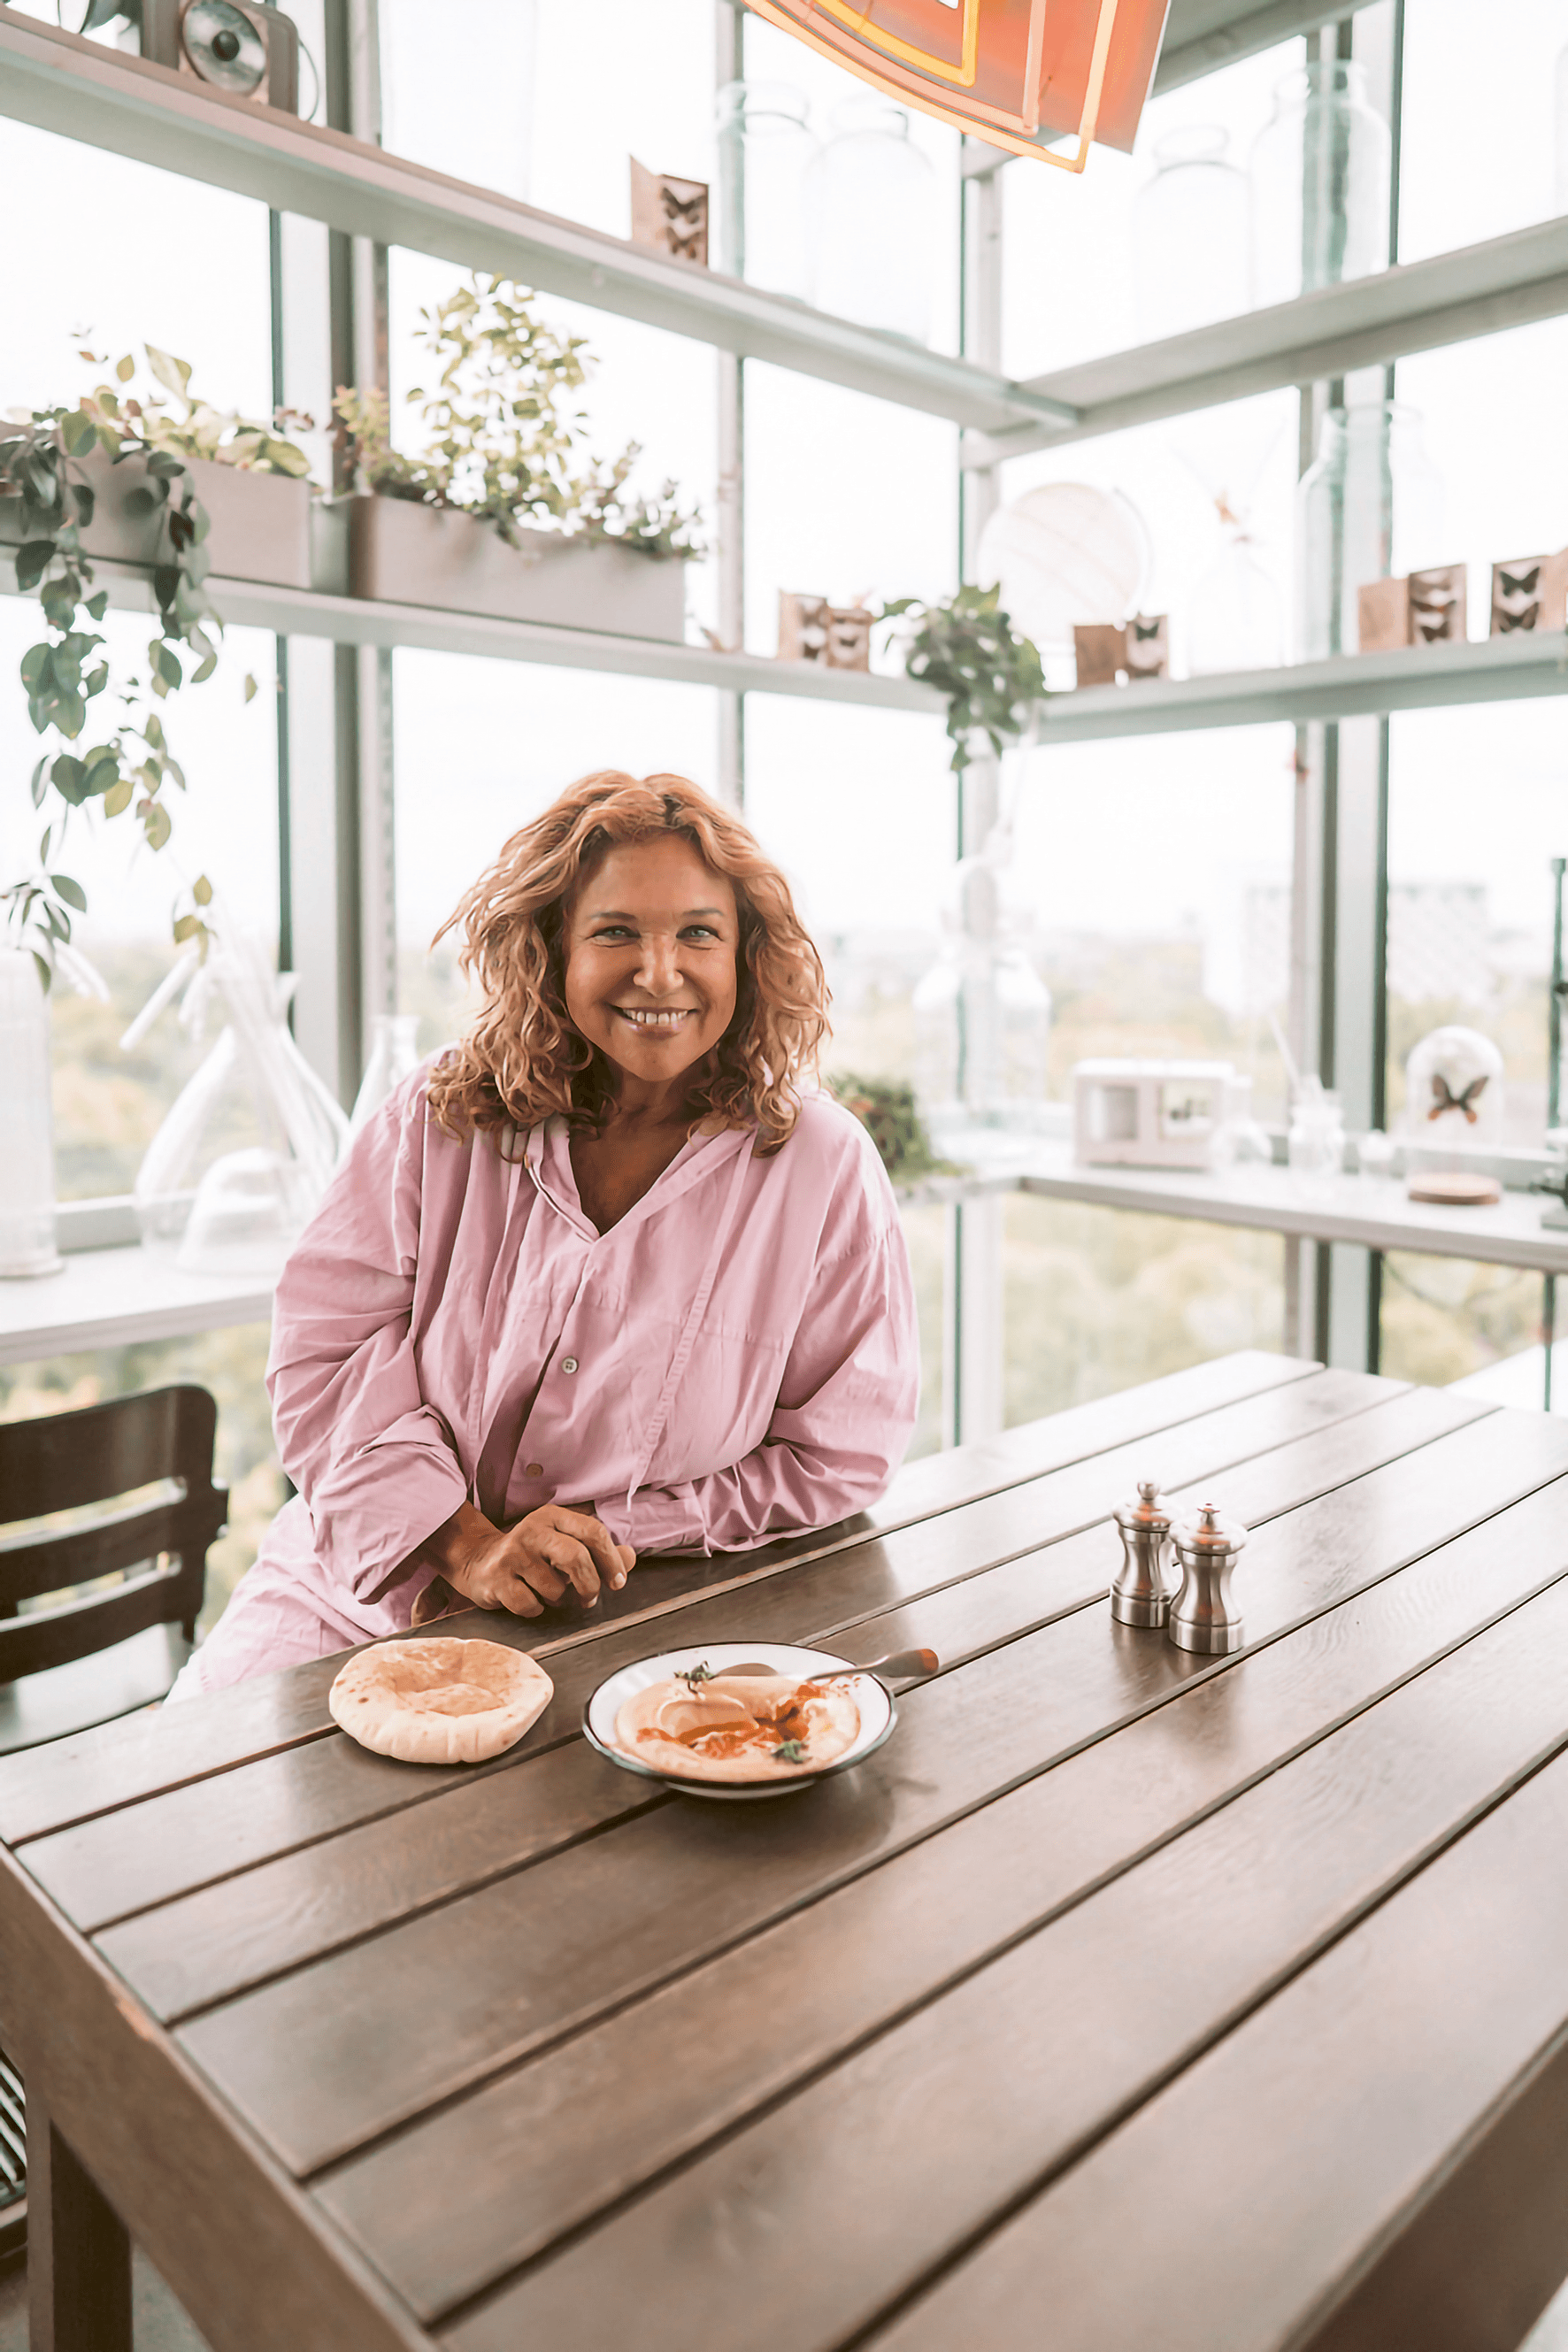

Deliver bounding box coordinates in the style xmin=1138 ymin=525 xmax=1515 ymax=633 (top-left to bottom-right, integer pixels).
xmin=1167 ymin=1501 xmax=1248 ymax=1655
xmin=1111 ymin=1479 xmax=1174 ymax=1626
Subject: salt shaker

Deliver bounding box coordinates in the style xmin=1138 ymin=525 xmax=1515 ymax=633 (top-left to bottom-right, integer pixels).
xmin=1111 ymin=1480 xmax=1173 ymax=1626
xmin=1167 ymin=1501 xmax=1248 ymax=1655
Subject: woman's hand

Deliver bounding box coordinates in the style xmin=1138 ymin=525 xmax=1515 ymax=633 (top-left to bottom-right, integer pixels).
xmin=422 ymin=1500 xmax=635 ymax=1620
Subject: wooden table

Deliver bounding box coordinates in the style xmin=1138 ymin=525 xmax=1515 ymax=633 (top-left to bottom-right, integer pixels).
xmin=4 ymin=1348 xmax=1568 ymax=2352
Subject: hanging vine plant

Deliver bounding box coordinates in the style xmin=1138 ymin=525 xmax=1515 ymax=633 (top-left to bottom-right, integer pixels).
xmin=881 ymin=582 xmax=1044 ymax=773
xmin=0 ymin=345 xmax=265 ymax=984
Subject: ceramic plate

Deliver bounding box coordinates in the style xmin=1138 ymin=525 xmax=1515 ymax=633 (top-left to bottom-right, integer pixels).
xmin=582 ymin=1641 xmax=896 ymax=1802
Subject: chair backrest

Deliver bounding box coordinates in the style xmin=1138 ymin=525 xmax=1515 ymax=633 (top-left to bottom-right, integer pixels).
xmin=0 ymin=1386 xmax=228 ymax=1685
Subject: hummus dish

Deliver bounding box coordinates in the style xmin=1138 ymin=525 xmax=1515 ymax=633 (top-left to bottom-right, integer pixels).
xmin=614 ymin=1665 xmax=862 ymax=1785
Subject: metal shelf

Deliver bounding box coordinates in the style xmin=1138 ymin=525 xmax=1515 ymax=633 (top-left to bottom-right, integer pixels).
xmin=965 ymin=214 xmax=1568 ymax=464
xmin=0 ymin=12 xmax=1072 ymax=438
xmin=1153 ymin=0 xmax=1381 ymax=96
xmin=0 ymin=553 xmax=946 ymax=709
xmin=8 ymin=558 xmax=1562 ymax=730
xmin=1034 ymin=631 xmax=1568 ymax=743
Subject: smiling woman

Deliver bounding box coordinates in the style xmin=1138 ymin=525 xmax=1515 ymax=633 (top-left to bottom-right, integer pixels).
xmin=168 ymin=772 xmax=919 ymax=1701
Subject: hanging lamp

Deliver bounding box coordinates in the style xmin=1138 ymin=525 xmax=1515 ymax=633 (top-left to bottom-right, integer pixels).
xmin=742 ymin=0 xmax=1172 ymax=169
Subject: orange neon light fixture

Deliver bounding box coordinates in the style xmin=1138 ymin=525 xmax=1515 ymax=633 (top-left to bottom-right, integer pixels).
xmin=742 ymin=0 xmax=1172 ymax=169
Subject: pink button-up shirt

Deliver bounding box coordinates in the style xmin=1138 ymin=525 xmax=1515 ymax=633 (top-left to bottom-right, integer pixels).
xmin=249 ymin=1074 xmax=919 ymax=1649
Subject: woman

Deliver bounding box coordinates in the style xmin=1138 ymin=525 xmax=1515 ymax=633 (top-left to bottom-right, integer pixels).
xmin=172 ymin=771 xmax=919 ymax=1695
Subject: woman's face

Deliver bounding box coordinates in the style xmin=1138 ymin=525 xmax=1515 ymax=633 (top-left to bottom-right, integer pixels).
xmin=563 ymin=834 xmax=740 ymax=1093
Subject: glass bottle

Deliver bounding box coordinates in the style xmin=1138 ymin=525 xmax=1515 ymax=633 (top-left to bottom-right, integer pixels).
xmin=1287 ymin=1076 xmax=1345 ymax=1196
xmin=1295 ymin=400 xmax=1444 ymax=661
xmin=0 ymin=948 xmax=63 ymax=1277
xmin=350 ymin=1012 xmax=424 ymax=1135
xmin=1133 ymin=125 xmax=1252 ymax=343
xmin=913 ymin=830 xmax=1051 ymax=1132
xmin=1249 ymin=60 xmax=1392 ymax=309
xmin=715 ymin=81 xmax=816 ymax=299
xmin=803 ymin=96 xmax=938 ymax=344
xmin=131 ymin=938 xmax=350 ymax=1276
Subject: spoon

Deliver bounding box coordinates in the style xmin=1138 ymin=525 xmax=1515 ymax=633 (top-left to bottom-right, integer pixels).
xmin=719 ymin=1648 xmax=938 ymax=1686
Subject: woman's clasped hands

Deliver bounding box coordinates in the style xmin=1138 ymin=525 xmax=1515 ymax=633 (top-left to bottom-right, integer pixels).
xmin=425 ymin=1499 xmax=636 ymax=1620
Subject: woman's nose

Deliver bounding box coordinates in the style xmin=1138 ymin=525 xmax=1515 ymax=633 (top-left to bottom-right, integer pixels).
xmin=634 ymin=933 xmax=682 ymax=994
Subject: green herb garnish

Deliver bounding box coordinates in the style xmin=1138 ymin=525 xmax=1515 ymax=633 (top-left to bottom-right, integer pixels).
xmin=772 ymin=1739 xmax=808 ymax=1764
xmin=675 ymin=1661 xmax=716 ymax=1692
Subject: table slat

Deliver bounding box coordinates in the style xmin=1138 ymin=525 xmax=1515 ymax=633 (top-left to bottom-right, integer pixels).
xmin=319 ymin=1472 xmax=1568 ymax=2322
xmin=33 ymin=1367 xmax=1403 ymax=1933
xmin=434 ymin=1574 xmax=1568 ymax=2352
xmin=0 ymin=1349 xmax=1318 ymax=1848
xmin=170 ymin=1403 xmax=1568 ymax=2176
xmin=860 ymin=1739 xmax=1568 ymax=2352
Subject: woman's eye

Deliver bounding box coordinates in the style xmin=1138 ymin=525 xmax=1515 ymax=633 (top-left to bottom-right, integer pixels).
xmin=594 ymin=926 xmax=634 ymax=941
xmin=681 ymin=926 xmax=719 ymax=941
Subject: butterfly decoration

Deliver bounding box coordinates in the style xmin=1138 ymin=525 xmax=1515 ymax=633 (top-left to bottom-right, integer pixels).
xmin=1490 ymin=551 xmax=1566 ymax=636
xmin=629 ymin=162 xmax=709 ymax=268
xmin=1428 ymin=1072 xmax=1488 ymax=1124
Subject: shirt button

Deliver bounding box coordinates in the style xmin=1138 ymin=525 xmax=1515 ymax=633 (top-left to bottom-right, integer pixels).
xmin=524 ymin=1462 xmax=543 ymax=1478
xmin=561 ymin=1357 xmax=579 ymax=1375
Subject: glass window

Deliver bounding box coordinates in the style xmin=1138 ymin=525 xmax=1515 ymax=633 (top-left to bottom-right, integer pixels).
xmin=1397 ymin=0 xmax=1566 ymax=265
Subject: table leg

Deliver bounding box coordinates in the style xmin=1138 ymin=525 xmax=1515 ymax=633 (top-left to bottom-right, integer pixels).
xmin=27 ymin=2087 xmax=131 ymax=2352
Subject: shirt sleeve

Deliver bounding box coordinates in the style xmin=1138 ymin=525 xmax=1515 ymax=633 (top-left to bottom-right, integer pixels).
xmin=266 ymin=1081 xmax=470 ymax=1607
xmin=593 ymin=1213 xmax=920 ymax=1557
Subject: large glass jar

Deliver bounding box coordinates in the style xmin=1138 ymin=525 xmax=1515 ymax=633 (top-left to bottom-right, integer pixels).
xmin=803 ymin=97 xmax=938 ymax=344
xmin=1249 ymin=60 xmax=1392 ymax=308
xmin=1133 ymin=125 xmax=1252 ymax=343
xmin=715 ymin=81 xmax=816 ymax=298
xmin=1295 ymin=400 xmax=1444 ymax=661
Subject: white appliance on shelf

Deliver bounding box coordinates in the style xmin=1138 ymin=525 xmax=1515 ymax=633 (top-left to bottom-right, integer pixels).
xmin=1072 ymin=1057 xmax=1236 ymax=1170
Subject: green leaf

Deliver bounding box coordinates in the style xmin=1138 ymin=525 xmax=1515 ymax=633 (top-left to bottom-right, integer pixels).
xmin=29 ymin=757 xmax=50 ymax=809
xmin=59 ymin=410 xmax=97 ymax=457
xmin=86 ymin=589 xmax=109 ymax=621
xmin=73 ymin=481 xmax=96 ymax=528
xmin=116 ymin=352 xmax=136 ymax=383
xmin=144 ymin=346 xmax=193 ymax=400
xmin=19 ymin=643 xmax=53 ymax=695
xmin=102 ymin=776 xmax=134 ymax=818
xmin=192 ymin=872 xmax=213 ymax=906
xmin=84 ymin=663 xmax=110 ymax=697
xmin=142 ymin=801 xmax=173 ymax=850
xmin=52 ymin=689 xmax=87 ymax=740
xmin=32 ymin=951 xmax=52 ymax=996
xmin=154 ymin=642 xmax=183 ymax=688
xmin=49 ymin=873 xmax=88 ymax=911
xmin=242 ymin=673 xmax=258 ymax=703
xmin=13 ymin=540 xmax=56 ymax=592
xmin=50 ymin=754 xmax=88 ymax=804
xmin=173 ymin=913 xmax=201 ymax=944
xmin=143 ymin=449 xmax=185 ymax=480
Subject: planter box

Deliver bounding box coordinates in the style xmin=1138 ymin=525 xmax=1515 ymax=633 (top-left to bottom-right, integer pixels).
xmin=339 ymin=492 xmax=687 ymax=641
xmin=1 ymin=446 xmax=311 ymax=590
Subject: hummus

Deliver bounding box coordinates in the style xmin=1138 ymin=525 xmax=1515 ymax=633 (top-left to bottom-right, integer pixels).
xmin=614 ymin=1667 xmax=861 ymax=1783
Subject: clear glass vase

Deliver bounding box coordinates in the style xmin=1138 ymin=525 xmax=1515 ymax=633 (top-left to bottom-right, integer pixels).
xmin=0 ymin=948 xmax=63 ymax=1278
xmin=1133 ymin=125 xmax=1252 ymax=343
xmin=131 ymin=939 xmax=350 ymax=1277
xmin=350 ymin=1012 xmax=424 ymax=1135
xmin=1294 ymin=400 xmax=1444 ymax=661
xmin=803 ymin=97 xmax=938 ymax=344
xmin=716 ymin=81 xmax=816 ymax=298
xmin=1249 ymin=60 xmax=1392 ymax=308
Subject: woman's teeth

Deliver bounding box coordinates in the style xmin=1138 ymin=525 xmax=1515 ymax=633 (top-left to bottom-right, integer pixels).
xmin=616 ymin=1007 xmax=690 ymax=1028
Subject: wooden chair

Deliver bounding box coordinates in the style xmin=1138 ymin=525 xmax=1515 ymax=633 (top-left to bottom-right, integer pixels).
xmin=0 ymin=1385 xmax=228 ymax=1754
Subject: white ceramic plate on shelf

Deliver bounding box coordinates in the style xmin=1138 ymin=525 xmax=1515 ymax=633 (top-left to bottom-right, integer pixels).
xmin=581 ymin=1641 xmax=897 ymax=1803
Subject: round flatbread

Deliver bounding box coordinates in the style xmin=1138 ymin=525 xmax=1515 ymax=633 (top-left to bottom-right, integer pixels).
xmin=615 ymin=1670 xmax=860 ymax=1784
xmin=329 ymin=1636 xmax=553 ymax=1765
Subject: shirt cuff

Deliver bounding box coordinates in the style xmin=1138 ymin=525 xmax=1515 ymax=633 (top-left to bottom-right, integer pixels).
xmin=594 ymin=1485 xmax=708 ymax=1555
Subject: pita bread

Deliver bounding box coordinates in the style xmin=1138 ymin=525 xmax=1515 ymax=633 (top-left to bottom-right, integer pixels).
xmin=329 ymin=1636 xmax=554 ymax=1764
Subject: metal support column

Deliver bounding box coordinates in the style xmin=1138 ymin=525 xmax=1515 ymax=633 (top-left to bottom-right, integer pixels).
xmin=714 ymin=0 xmax=745 ymax=806
xmin=943 ymin=137 xmax=1010 ymax=1448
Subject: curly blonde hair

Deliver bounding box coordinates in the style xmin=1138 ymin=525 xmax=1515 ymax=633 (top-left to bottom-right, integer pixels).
xmin=426 ymin=772 xmax=830 ymax=1153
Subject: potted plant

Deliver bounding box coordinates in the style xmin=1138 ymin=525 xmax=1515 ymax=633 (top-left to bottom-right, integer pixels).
xmin=1 ymin=345 xmax=316 ymax=591
xmin=0 ymin=373 xmax=255 ymax=977
xmin=881 ymin=582 xmax=1045 ymax=771
xmin=327 ymin=275 xmax=702 ymax=641
xmin=829 ymin=1072 xmax=951 ymax=1184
